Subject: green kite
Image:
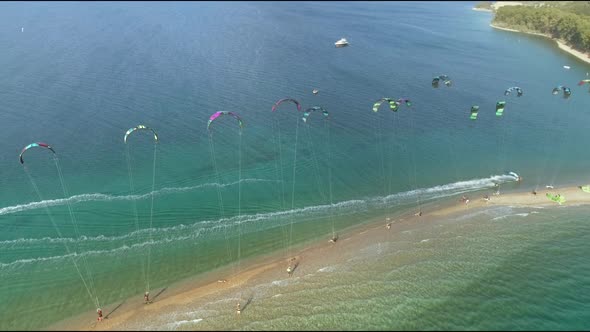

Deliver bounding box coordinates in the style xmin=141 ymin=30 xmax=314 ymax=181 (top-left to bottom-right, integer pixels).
xmin=495 ymin=101 xmax=506 ymax=117
xmin=546 ymin=193 xmax=566 ymax=205
xmin=470 ymin=105 xmax=480 ymax=120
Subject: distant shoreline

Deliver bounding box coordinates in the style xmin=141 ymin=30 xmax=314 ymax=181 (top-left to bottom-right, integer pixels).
xmin=490 ymin=23 xmax=590 ymax=65
xmin=472 ymin=7 xmax=492 ymax=12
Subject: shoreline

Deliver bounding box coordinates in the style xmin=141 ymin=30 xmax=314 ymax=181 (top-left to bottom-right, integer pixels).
xmin=472 ymin=7 xmax=492 ymax=13
xmin=48 ymin=199 xmax=439 ymax=331
xmin=490 ymin=23 xmax=590 ymax=65
xmin=49 ymin=183 xmax=590 ymax=331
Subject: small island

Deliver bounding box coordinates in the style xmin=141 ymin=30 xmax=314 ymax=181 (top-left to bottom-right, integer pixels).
xmin=481 ymin=1 xmax=590 ymax=64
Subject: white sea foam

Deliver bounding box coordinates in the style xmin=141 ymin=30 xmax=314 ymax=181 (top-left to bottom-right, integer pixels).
xmin=1 ymin=174 xmax=520 ymax=268
xmin=491 ymin=212 xmax=533 ymax=221
xmin=0 ymin=178 xmax=274 ymax=216
xmin=166 ymin=318 xmax=203 ymax=329
xmin=317 ymin=265 xmax=337 ymax=273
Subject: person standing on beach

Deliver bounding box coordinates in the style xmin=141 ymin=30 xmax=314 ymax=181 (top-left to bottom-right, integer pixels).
xmin=236 ymin=302 xmax=241 ymax=316
xmin=97 ymin=308 xmax=103 ymax=322
xmin=144 ymin=292 xmax=150 ymax=304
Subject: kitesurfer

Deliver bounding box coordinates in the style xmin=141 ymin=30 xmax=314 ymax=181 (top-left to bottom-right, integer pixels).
xmin=329 ymin=234 xmax=338 ymax=243
xmin=97 ymin=308 xmax=103 ymax=322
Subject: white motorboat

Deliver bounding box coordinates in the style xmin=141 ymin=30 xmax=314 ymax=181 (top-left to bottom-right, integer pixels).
xmin=335 ymin=38 xmax=349 ymax=47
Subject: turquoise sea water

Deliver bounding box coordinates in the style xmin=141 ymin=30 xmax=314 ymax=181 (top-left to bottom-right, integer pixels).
xmin=0 ymin=1 xmax=589 ymax=330
xmin=129 ymin=205 xmax=590 ymax=331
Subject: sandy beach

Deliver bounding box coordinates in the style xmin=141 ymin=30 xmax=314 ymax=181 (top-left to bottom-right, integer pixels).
xmin=431 ymin=185 xmax=589 ymax=217
xmin=48 ymin=183 xmax=590 ymax=331
xmin=491 ymin=2 xmax=523 ymax=10
xmin=473 ymin=1 xmax=524 ymax=12
xmin=490 ymin=23 xmax=590 ymax=65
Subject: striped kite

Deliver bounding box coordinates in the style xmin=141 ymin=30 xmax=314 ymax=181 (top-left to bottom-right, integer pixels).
xmin=504 ymin=86 xmax=523 ymax=97
xmin=124 ymin=125 xmax=159 ymax=144
xmin=19 ymin=142 xmax=56 ymax=164
xmin=432 ymin=75 xmax=452 ymax=88
xmin=207 ymin=111 xmax=244 ymax=131
xmin=495 ymin=101 xmax=506 ymax=117
xmin=396 ymin=98 xmax=412 ymax=107
xmin=302 ymin=106 xmax=329 ymax=123
xmin=552 ymin=86 xmax=571 ymax=99
xmin=578 ymin=79 xmax=590 ymax=92
xmin=470 ymin=105 xmax=480 ymax=120
xmin=373 ymin=98 xmax=399 ymax=112
xmin=272 ymin=98 xmax=302 ymax=112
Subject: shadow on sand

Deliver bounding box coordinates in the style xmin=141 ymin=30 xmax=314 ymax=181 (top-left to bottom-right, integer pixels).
xmin=152 ymin=287 xmax=168 ymax=302
xmin=105 ymin=301 xmax=125 ymax=320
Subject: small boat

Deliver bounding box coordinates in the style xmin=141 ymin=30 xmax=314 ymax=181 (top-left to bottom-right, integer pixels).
xmin=546 ymin=185 xmax=554 ymax=189
xmin=563 ymin=65 xmax=571 ymax=69
xmin=335 ymin=38 xmax=349 ymax=47
xmin=312 ymin=89 xmax=319 ymax=95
